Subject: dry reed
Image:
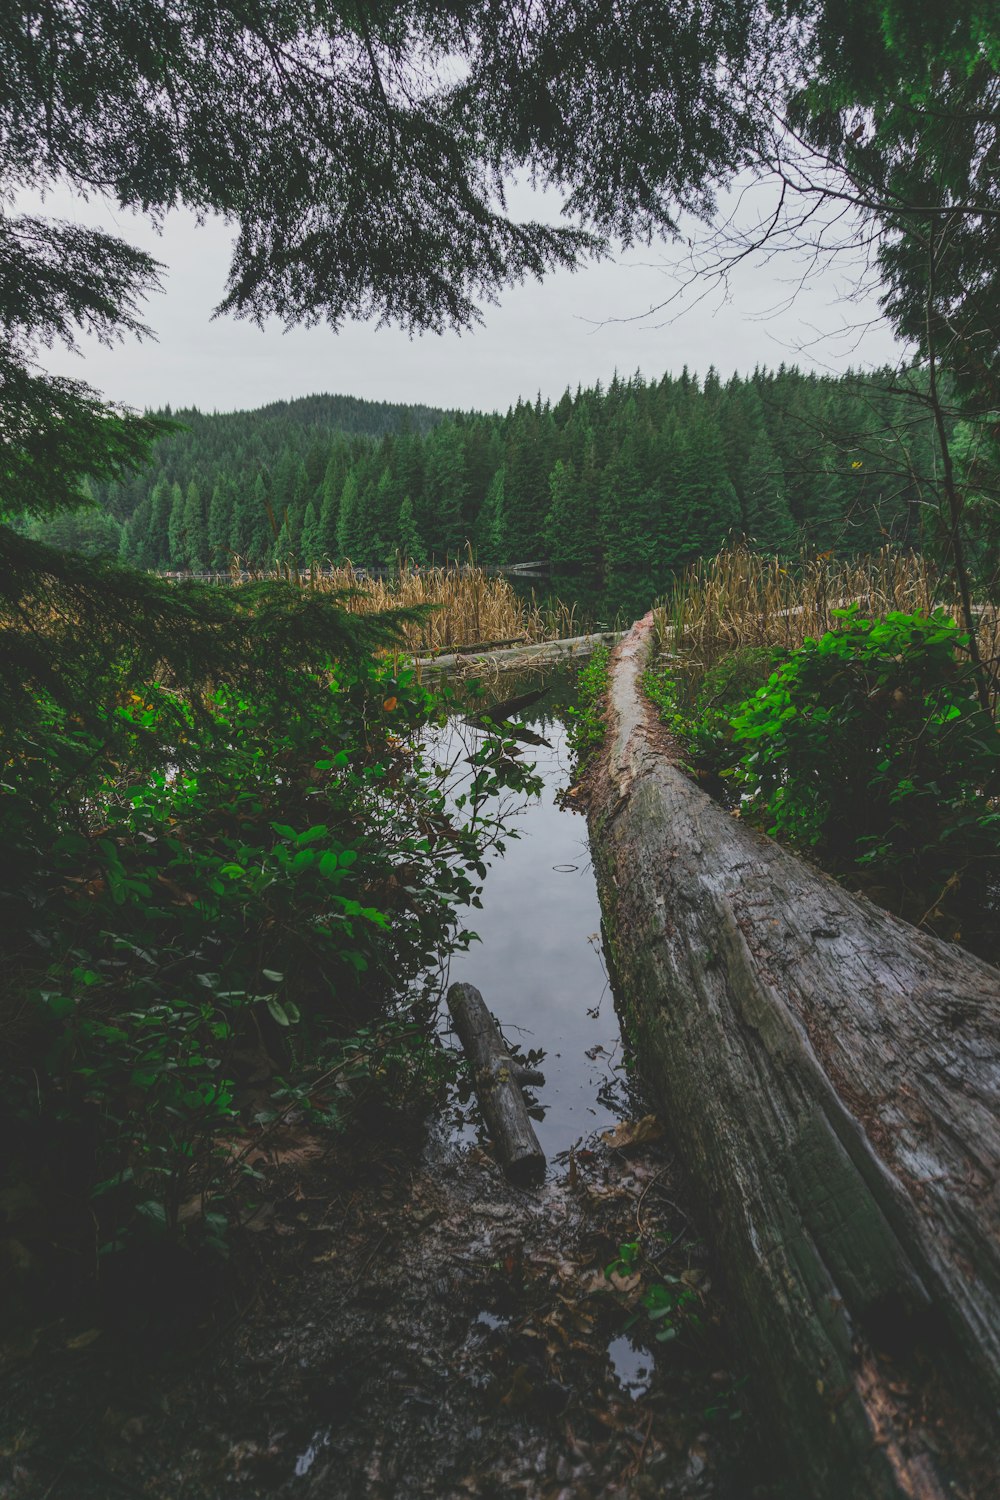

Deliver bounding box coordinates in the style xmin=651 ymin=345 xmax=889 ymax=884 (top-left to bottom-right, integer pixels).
xmin=653 ymin=546 xmax=1000 ymax=711
xmin=226 ymin=556 xmax=579 ymax=655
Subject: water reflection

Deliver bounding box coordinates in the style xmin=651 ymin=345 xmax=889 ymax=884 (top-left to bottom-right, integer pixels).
xmin=431 ymin=667 xmax=633 ymax=1165
xmin=509 ymin=569 xmax=669 ymax=632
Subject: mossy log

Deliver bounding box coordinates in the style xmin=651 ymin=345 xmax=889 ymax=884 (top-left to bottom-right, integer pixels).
xmin=587 ymin=612 xmax=1000 ymax=1499
xmin=447 ymin=982 xmax=546 ymax=1187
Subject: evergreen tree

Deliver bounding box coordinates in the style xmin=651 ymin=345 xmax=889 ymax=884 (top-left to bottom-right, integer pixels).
xmin=802 ymin=445 xmax=848 ymax=552
xmin=146 ymin=477 xmax=174 ymax=568
xmin=474 ymin=468 xmax=508 ymax=563
xmin=318 ymin=454 xmax=343 ymax=556
xmin=300 ymin=499 xmax=323 ymax=563
xmin=544 ymin=459 xmax=589 ymax=565
xmin=336 ymin=471 xmax=364 ymax=560
xmin=207 ymin=478 xmax=234 ymax=568
xmin=743 ymin=434 xmax=797 ymax=554
xmin=166 ymin=482 xmax=186 ymax=568
xmin=249 ymin=473 xmax=276 ymax=563
xmin=504 ymin=405 xmax=552 ymax=561
xmin=423 ymin=423 xmax=468 ymax=558
xmin=396 ymin=495 xmax=426 ymax=564
xmin=182 ymin=481 xmax=207 ymax=571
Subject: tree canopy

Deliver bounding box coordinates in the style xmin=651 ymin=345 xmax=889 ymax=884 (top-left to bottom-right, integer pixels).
xmin=3 ymin=2 xmax=998 ymax=530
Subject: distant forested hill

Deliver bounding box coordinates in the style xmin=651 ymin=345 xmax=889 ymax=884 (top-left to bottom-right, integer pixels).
xmin=25 ymin=368 xmax=951 ymax=571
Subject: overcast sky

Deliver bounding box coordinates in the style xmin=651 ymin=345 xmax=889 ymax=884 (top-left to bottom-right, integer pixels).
xmin=32 ymin=178 xmax=904 ymax=417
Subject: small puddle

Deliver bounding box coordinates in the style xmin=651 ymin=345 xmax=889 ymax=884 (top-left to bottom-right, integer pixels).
xmin=608 ymin=1334 xmax=653 ymax=1398
xmin=427 ymin=666 xmax=631 ymax=1164
xmin=473 ymin=1309 xmax=507 ymax=1332
xmin=294 ymin=1427 xmax=331 ymax=1477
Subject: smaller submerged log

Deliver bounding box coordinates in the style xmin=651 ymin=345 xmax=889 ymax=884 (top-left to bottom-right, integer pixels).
xmin=447 ymin=982 xmax=546 ymax=1187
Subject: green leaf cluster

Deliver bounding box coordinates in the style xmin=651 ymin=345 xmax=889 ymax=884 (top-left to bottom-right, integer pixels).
xmin=730 ymin=609 xmax=1000 ymax=928
xmin=1 ymin=644 xmax=535 ymax=1254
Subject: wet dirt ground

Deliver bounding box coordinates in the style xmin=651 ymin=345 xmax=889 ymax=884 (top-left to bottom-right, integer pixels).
xmin=1 ymin=1111 xmax=778 ymax=1499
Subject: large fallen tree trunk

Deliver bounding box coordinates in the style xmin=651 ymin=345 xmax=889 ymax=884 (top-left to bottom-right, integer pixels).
xmin=587 ymin=613 xmax=1000 ymax=1500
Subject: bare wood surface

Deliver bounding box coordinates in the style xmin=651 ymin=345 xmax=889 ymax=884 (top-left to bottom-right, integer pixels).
xmin=447 ymin=982 xmax=546 ymax=1187
xmin=587 ymin=612 xmax=1000 ymax=1500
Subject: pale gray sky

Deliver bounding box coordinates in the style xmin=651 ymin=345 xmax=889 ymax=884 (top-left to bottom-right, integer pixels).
xmin=31 ymin=177 xmax=903 ymax=416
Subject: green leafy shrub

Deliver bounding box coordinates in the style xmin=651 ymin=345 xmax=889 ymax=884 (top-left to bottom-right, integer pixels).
xmin=730 ymin=608 xmax=1000 ymax=928
xmin=643 ymin=645 xmax=777 ymax=776
xmin=565 ymin=643 xmax=611 ymax=769
xmin=2 ymin=646 xmax=534 ymax=1255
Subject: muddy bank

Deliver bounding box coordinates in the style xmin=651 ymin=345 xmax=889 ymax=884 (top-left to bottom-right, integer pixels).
xmin=1 ymin=1111 xmax=778 ymax=1500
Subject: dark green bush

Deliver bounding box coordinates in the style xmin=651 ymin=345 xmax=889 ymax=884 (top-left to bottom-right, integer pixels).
xmin=566 ymin=643 xmax=611 ymax=769
xmin=730 ymin=608 xmax=1000 ymax=927
xmin=2 ymin=644 xmax=535 ymax=1255
xmin=643 ymin=645 xmax=778 ymax=777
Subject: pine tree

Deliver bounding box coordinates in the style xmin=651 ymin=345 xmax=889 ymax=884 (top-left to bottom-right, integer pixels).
xmin=474 ymin=468 xmax=508 ymax=563
xmin=182 ymin=481 xmax=208 ymax=571
xmin=146 ymin=477 xmax=174 ymax=568
xmin=336 ymin=471 xmax=364 ymax=560
xmin=166 ymin=481 xmax=186 ymax=568
xmin=543 ymin=459 xmax=588 ymax=565
xmin=300 ymin=499 xmax=323 ymax=563
xmin=318 ymin=454 xmax=343 ymax=556
xmin=229 ymin=475 xmax=257 ymax=561
xmin=207 ymin=479 xmax=234 ymax=568
xmin=396 ymin=495 xmax=426 ymax=564
xmin=743 ymin=434 xmax=797 ymax=554
xmin=423 ymin=423 xmax=468 ymax=558
xmin=249 ymin=473 xmax=277 ymax=563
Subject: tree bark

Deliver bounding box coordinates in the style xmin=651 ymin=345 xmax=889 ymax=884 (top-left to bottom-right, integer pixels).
xmin=447 ymin=982 xmax=546 ymax=1187
xmin=586 ymin=612 xmax=1000 ymax=1499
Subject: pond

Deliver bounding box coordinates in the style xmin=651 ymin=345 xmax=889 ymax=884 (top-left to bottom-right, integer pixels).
xmin=426 ymin=664 xmax=633 ymax=1164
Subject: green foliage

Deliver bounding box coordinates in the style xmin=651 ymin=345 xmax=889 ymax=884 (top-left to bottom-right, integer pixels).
xmin=86 ymin=366 xmax=953 ymax=574
xmin=605 ymin=1239 xmax=703 ymax=1345
xmin=643 ymin=646 xmax=778 ymax=776
xmin=731 ymin=608 xmax=1000 ymax=918
xmin=2 ymin=619 xmax=536 ymax=1251
xmin=565 ymin=645 xmax=612 ymax=770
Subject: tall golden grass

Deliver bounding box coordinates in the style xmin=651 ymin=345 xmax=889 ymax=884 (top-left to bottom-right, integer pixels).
xmin=227 ymin=556 xmax=579 ymax=654
xmin=654 ymin=546 xmax=1000 ymax=711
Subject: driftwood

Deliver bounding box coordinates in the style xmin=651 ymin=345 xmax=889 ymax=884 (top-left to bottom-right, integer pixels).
xmin=470 ymin=686 xmax=547 ymax=724
xmin=414 ymin=630 xmax=620 ymax=675
xmin=447 ymin=982 xmax=546 ymax=1187
xmin=587 ymin=612 xmax=1000 ymax=1500
xmin=445 ymin=634 xmax=530 ymax=656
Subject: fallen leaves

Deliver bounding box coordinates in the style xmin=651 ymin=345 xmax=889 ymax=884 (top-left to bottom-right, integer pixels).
xmin=600 ymin=1115 xmax=663 ymax=1150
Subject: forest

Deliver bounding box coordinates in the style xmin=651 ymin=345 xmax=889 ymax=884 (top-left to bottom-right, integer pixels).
xmin=21 ymin=365 xmax=975 ymax=573
xmin=2 ymin=2 xmax=999 ymax=1497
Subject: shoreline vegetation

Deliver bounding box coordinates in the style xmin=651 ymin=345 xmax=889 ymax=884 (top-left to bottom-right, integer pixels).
xmin=232 ymin=556 xmax=583 ymax=655
xmin=585 ymin=613 xmax=1000 ymax=1499
xmin=642 ymin=547 xmax=1000 ymax=958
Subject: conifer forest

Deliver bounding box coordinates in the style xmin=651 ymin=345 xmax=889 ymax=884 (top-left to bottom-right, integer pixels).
xmin=22 ymin=366 xmax=965 ymax=575
xmin=2 ymin=4 xmax=999 ymax=1499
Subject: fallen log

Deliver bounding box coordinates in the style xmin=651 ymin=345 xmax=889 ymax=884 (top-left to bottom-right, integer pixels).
xmin=443 ymin=634 xmax=529 ymax=655
xmin=447 ymin=982 xmax=546 ymax=1187
xmin=413 ymin=629 xmax=620 ymax=675
xmin=587 ymin=612 xmax=1000 ymax=1500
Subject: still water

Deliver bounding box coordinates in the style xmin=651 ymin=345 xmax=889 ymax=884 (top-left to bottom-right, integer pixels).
xmin=428 ymin=666 xmax=634 ymax=1165
xmin=509 ymin=567 xmax=668 ymax=632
